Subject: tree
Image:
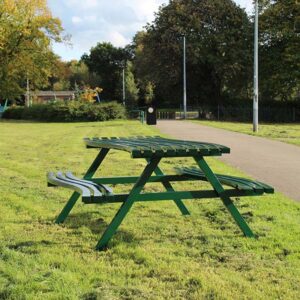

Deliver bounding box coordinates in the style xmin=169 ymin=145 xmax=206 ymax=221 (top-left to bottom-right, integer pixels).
xmin=132 ymin=31 xmax=158 ymax=106
xmin=0 ymin=0 xmax=64 ymax=100
xmin=133 ymin=0 xmax=253 ymax=107
xmin=48 ymin=57 xmax=72 ymax=91
xmin=125 ymin=61 xmax=139 ymax=108
xmin=67 ymin=60 xmax=101 ymax=89
xmin=81 ymin=42 xmax=130 ymax=100
xmin=258 ymin=0 xmax=300 ymax=101
xmin=144 ymin=81 xmax=155 ymax=105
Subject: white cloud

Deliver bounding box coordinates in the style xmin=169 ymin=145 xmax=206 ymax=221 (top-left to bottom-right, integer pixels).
xmin=107 ymin=31 xmax=130 ymax=47
xmin=236 ymin=0 xmax=253 ymax=13
xmin=71 ymin=16 xmax=83 ymax=24
xmin=129 ymin=0 xmax=166 ymax=22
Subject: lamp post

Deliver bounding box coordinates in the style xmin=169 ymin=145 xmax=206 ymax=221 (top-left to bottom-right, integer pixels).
xmin=253 ymin=0 xmax=259 ymax=132
xmin=122 ymin=65 xmax=126 ymax=106
xmin=183 ymin=35 xmax=187 ymax=119
xmin=26 ymin=77 xmax=30 ymax=107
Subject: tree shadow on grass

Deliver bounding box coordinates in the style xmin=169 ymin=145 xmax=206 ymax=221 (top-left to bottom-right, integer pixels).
xmin=66 ymin=211 xmax=107 ymax=234
xmin=0 ymin=119 xmax=44 ymax=124
xmin=7 ymin=240 xmax=55 ymax=255
xmin=66 ymin=212 xmax=138 ymax=246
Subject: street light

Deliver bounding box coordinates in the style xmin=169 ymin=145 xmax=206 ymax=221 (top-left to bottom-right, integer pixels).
xmin=253 ymin=0 xmax=259 ymax=132
xmin=122 ymin=64 xmax=126 ymax=106
xmin=183 ymin=35 xmax=187 ymax=119
xmin=26 ymin=77 xmax=30 ymax=107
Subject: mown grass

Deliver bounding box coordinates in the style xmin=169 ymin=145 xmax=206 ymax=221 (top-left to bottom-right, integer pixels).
xmin=0 ymin=120 xmax=299 ymax=299
xmin=193 ymin=121 xmax=300 ymax=146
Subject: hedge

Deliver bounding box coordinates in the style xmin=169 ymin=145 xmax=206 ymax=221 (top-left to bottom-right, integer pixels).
xmin=2 ymin=101 xmax=126 ymax=122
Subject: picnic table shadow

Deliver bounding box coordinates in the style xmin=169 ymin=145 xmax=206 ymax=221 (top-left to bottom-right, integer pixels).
xmin=65 ymin=211 xmax=138 ymax=245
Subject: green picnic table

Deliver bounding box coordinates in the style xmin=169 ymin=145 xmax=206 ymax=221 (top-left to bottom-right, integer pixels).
xmin=47 ymin=136 xmax=274 ymax=250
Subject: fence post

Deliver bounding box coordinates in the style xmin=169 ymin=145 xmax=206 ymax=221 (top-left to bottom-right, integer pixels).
xmin=141 ymin=111 xmax=145 ymax=124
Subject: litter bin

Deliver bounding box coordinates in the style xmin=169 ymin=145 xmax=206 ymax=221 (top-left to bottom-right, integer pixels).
xmin=146 ymin=106 xmax=157 ymax=125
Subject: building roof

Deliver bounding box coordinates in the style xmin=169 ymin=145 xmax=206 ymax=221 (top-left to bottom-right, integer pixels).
xmin=34 ymin=91 xmax=75 ymax=96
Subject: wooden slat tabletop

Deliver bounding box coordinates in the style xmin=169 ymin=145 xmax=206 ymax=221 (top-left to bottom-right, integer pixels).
xmin=84 ymin=136 xmax=230 ymax=158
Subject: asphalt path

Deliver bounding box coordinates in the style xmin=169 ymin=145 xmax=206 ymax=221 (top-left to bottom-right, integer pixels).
xmin=156 ymin=120 xmax=300 ymax=201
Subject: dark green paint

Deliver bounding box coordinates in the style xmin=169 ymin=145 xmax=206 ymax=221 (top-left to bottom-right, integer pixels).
xmin=84 ymin=136 xmax=230 ymax=158
xmin=82 ymin=189 xmax=263 ymax=204
xmin=91 ymin=174 xmax=192 ymax=185
xmin=176 ymin=167 xmax=274 ymax=193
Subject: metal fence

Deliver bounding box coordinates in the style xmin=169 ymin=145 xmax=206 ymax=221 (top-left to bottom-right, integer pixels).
xmin=128 ymin=110 xmax=145 ymax=123
xmin=157 ymin=111 xmax=199 ymax=120
xmin=157 ymin=106 xmax=300 ymax=123
xmin=199 ymin=106 xmax=300 ymax=123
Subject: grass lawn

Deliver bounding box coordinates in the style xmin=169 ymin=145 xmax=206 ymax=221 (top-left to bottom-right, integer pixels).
xmin=193 ymin=121 xmax=300 ymax=146
xmin=0 ymin=120 xmax=300 ymax=299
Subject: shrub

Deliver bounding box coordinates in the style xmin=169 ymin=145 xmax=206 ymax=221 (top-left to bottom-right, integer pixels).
xmin=3 ymin=101 xmax=126 ymax=122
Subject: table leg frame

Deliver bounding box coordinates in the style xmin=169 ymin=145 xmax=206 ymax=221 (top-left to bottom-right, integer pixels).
xmin=95 ymin=157 xmax=161 ymax=250
xmin=55 ymin=150 xmax=255 ymax=250
xmin=55 ymin=148 xmax=110 ymax=224
xmin=193 ymin=156 xmax=255 ymax=238
xmin=146 ymin=159 xmax=190 ymax=216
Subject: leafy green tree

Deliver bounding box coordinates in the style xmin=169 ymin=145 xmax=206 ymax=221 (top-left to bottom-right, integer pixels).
xmin=258 ymin=0 xmax=300 ymax=101
xmin=81 ymin=42 xmax=130 ymax=100
xmin=133 ymin=0 xmax=253 ymax=107
xmin=0 ymin=0 xmax=64 ymax=100
xmin=68 ymin=60 xmax=90 ymax=88
xmin=124 ymin=61 xmax=139 ymax=108
xmin=144 ymin=81 xmax=155 ymax=105
xmin=67 ymin=60 xmax=101 ymax=89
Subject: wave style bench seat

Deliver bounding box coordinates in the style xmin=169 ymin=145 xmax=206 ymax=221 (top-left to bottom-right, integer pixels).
xmin=47 ymin=172 xmax=113 ymax=202
xmin=175 ymin=167 xmax=274 ymax=196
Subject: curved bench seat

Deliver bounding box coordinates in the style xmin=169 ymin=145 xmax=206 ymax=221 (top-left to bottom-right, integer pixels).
xmin=47 ymin=172 xmax=113 ymax=202
xmin=175 ymin=167 xmax=274 ymax=194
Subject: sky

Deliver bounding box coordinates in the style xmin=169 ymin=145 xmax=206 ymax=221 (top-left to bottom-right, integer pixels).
xmin=48 ymin=0 xmax=253 ymax=61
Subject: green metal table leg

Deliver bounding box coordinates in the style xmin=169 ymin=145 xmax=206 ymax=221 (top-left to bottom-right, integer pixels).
xmin=96 ymin=157 xmax=161 ymax=250
xmin=193 ymin=156 xmax=255 ymax=238
xmin=147 ymin=159 xmax=190 ymax=215
xmin=55 ymin=148 xmax=110 ymax=224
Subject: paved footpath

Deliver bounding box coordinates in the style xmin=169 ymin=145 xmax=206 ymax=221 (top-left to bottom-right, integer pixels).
xmin=157 ymin=120 xmax=300 ymax=202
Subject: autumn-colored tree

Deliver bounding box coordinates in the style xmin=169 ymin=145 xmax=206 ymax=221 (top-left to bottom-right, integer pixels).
xmin=81 ymin=87 xmax=103 ymax=103
xmin=0 ymin=0 xmax=64 ymax=100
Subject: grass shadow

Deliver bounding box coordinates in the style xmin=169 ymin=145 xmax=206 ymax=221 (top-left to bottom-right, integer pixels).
xmin=7 ymin=240 xmax=55 ymax=255
xmin=66 ymin=212 xmax=138 ymax=245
